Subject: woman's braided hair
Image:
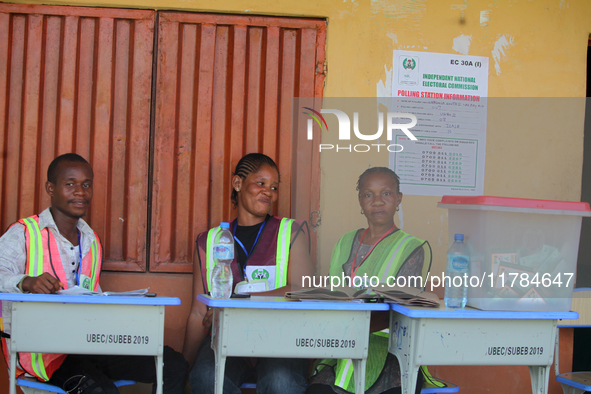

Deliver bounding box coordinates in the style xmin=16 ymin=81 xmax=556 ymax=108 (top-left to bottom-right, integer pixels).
xmin=356 ymin=167 xmax=401 ymax=194
xmin=231 ymin=153 xmax=280 ymax=207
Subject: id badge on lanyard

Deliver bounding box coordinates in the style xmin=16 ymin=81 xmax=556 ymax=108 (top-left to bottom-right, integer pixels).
xmin=75 ymin=231 xmax=91 ymax=289
xmin=244 ymin=266 xmax=276 ymax=290
xmin=79 ymin=274 xmax=92 ymax=290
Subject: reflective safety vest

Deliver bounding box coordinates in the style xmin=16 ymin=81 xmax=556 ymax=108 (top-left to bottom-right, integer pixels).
xmin=325 ymin=229 xmax=431 ymax=392
xmin=201 ymin=217 xmax=293 ymax=292
xmin=2 ymin=215 xmax=102 ymax=381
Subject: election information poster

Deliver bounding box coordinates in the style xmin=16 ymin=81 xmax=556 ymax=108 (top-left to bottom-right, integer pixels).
xmin=388 ymin=50 xmax=489 ymax=196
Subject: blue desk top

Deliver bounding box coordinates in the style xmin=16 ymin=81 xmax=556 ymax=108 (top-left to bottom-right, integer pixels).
xmin=390 ymin=303 xmax=578 ymax=320
xmin=0 ymin=293 xmax=180 ymax=306
xmin=198 ymin=294 xmax=390 ymax=311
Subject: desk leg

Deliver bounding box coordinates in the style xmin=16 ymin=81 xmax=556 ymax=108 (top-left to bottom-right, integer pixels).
xmin=155 ymin=354 xmax=164 ymax=394
xmin=394 ymin=332 xmax=419 ymax=394
xmin=212 ymin=308 xmax=226 ymax=394
xmin=213 ymin=349 xmax=226 ymax=394
xmin=528 ymin=366 xmax=550 ymax=394
xmin=9 ymin=351 xmax=16 ymax=394
xmin=390 ymin=316 xmax=419 ymax=394
xmin=399 ymin=364 xmax=419 ymax=394
xmin=352 ymin=359 xmax=366 ymax=394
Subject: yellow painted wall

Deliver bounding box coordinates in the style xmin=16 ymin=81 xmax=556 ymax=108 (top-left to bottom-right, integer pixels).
xmin=3 ymin=0 xmax=591 ymax=393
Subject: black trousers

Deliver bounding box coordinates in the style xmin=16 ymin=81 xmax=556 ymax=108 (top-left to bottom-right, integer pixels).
xmin=47 ymin=346 xmax=188 ymax=394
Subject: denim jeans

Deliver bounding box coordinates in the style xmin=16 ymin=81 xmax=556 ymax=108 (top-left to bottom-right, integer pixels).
xmin=189 ymin=335 xmax=308 ymax=394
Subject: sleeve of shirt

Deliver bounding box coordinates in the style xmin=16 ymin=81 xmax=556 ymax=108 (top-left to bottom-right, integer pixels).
xmin=0 ymin=223 xmax=28 ymax=293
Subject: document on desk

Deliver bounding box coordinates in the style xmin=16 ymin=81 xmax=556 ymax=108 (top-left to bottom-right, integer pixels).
xmin=285 ymin=286 xmax=368 ymax=300
xmin=374 ymin=287 xmax=440 ymax=307
xmin=286 ymin=285 xmax=440 ymax=306
xmin=58 ymin=286 xmax=149 ymax=296
xmin=299 ymin=299 xmax=365 ymax=303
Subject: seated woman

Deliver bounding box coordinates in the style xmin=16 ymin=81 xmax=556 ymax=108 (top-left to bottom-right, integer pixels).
xmin=183 ymin=153 xmax=313 ymax=394
xmin=307 ymin=167 xmax=431 ymax=394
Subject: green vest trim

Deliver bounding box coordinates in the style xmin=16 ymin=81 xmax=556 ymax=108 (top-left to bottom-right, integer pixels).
xmin=275 ymin=218 xmax=293 ymax=288
xmin=89 ymin=240 xmax=99 ymax=291
xmin=31 ymin=352 xmax=48 ymax=381
xmin=22 ymin=218 xmax=44 ymax=278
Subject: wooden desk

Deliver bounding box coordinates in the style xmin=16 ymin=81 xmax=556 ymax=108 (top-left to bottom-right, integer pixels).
xmin=198 ymin=295 xmax=389 ymax=394
xmin=0 ymin=293 xmax=180 ymax=394
xmin=388 ymin=304 xmax=578 ymax=394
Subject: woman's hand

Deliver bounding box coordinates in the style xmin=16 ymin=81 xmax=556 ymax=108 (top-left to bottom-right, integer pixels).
xmin=202 ymin=309 xmax=213 ymax=333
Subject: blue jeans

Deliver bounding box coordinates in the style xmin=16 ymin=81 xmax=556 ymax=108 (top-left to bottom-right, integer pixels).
xmin=189 ymin=335 xmax=308 ymax=394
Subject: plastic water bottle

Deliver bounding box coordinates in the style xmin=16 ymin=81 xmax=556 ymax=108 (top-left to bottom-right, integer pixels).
xmin=210 ymin=222 xmax=234 ymax=299
xmin=444 ymin=234 xmax=470 ymax=308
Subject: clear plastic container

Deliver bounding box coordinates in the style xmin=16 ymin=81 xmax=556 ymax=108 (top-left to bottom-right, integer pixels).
xmin=438 ymin=196 xmax=591 ymax=311
xmin=445 ymin=234 xmax=470 ymax=309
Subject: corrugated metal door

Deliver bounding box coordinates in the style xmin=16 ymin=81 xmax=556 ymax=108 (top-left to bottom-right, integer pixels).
xmin=0 ymin=4 xmax=155 ymax=271
xmin=0 ymin=5 xmax=325 ymax=274
xmin=151 ymin=12 xmax=325 ymax=272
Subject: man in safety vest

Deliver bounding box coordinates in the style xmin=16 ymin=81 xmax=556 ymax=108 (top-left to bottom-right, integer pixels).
xmin=0 ymin=153 xmax=187 ymax=394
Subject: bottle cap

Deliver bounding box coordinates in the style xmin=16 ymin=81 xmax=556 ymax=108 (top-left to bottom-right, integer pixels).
xmin=454 ymin=234 xmax=464 ymax=241
xmin=220 ymin=222 xmax=230 ymax=229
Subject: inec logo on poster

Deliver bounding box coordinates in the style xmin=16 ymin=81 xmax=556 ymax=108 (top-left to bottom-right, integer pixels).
xmin=403 ymin=58 xmax=416 ymax=70
xmin=302 ymin=107 xmax=418 ymax=153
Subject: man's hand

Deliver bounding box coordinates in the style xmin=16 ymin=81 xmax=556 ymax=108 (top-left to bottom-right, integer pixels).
xmin=21 ymin=273 xmax=63 ymax=294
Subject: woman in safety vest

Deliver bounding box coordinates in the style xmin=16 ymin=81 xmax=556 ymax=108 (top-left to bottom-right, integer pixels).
xmin=183 ymin=153 xmax=314 ymax=394
xmin=307 ymin=167 xmax=432 ymax=394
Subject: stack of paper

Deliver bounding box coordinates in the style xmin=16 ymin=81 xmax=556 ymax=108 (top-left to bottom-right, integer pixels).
xmin=57 ymin=286 xmax=149 ymax=296
xmin=285 ymin=285 xmax=439 ymax=307
xmin=373 ymin=286 xmax=440 ymax=307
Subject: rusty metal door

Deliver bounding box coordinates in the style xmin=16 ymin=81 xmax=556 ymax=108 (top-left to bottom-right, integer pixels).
xmin=0 ymin=5 xmax=325 ymax=274
xmin=0 ymin=4 xmax=155 ymax=271
xmin=151 ymin=12 xmax=325 ymax=272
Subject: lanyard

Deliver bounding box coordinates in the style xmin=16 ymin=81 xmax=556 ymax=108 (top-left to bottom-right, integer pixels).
xmin=350 ymin=223 xmax=396 ymax=279
xmin=76 ymin=230 xmax=82 ymax=286
xmin=233 ymin=220 xmax=266 ymax=281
